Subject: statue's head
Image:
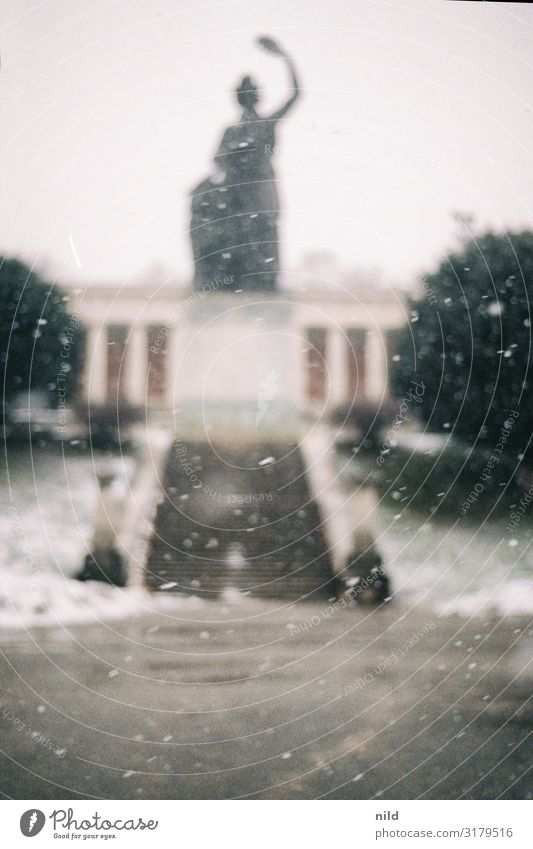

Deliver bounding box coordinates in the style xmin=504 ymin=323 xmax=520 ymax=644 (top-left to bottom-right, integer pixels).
xmin=235 ymin=76 xmax=259 ymax=108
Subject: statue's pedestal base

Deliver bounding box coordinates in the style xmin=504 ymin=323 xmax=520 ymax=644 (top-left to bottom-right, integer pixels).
xmin=171 ymin=295 xmax=299 ymax=434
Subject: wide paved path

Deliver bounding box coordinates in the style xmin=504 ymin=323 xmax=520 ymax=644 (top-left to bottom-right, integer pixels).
xmin=0 ymin=598 xmax=531 ymax=799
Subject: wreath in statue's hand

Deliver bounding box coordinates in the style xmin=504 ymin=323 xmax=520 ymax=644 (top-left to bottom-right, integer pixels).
xmin=257 ymin=36 xmax=286 ymax=57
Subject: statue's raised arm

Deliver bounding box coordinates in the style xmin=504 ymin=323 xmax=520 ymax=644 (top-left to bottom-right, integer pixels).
xmin=257 ymin=36 xmax=301 ymax=121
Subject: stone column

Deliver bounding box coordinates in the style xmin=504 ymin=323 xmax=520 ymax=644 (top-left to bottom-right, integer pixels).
xmin=327 ymin=327 xmax=348 ymax=410
xmin=365 ymin=329 xmax=388 ymax=401
xmin=124 ymin=325 xmax=148 ymax=407
xmin=85 ymin=324 xmax=107 ymax=404
xmin=292 ymin=328 xmax=307 ymax=414
xmin=166 ymin=323 xmax=181 ymax=409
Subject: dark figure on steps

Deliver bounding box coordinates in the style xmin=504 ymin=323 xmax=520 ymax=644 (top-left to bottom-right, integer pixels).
xmin=76 ymin=549 xmax=126 ymax=587
xmin=344 ymin=547 xmax=392 ymax=605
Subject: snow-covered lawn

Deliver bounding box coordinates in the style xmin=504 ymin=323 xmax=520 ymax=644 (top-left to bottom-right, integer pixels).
xmin=379 ymin=504 xmax=533 ymax=617
xmin=1 ymin=444 xmax=130 ymax=628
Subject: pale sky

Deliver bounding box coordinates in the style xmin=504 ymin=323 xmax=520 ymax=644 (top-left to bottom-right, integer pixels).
xmin=1 ymin=0 xmax=532 ymax=289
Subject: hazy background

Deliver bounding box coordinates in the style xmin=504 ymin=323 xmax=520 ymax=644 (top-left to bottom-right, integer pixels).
xmin=1 ymin=0 xmax=532 ymax=289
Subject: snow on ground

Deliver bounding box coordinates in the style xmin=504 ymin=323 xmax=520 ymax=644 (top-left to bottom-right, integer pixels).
xmin=437 ymin=578 xmax=533 ymax=618
xmin=0 ymin=444 xmax=204 ymax=630
xmin=1 ymin=443 xmax=533 ymax=628
xmin=0 ymin=568 xmax=204 ymax=630
xmin=379 ymin=503 xmax=533 ymax=617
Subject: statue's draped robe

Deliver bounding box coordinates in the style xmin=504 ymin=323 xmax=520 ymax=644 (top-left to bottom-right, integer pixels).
xmin=190 ymin=109 xmax=280 ymax=292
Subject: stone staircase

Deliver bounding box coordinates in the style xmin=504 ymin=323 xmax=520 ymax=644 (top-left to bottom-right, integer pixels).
xmin=145 ymin=439 xmax=337 ymax=600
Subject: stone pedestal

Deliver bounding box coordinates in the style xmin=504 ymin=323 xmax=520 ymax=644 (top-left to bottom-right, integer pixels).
xmin=171 ymin=295 xmax=298 ymax=433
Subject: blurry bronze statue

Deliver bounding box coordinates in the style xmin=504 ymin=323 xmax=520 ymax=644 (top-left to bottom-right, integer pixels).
xmin=190 ymin=36 xmax=300 ymax=292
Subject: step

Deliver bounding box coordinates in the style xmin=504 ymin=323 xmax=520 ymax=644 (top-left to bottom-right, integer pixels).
xmin=145 ymin=440 xmax=336 ymax=600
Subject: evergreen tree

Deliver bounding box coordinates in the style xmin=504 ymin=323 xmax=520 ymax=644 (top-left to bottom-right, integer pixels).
xmin=391 ymin=231 xmax=533 ymax=461
xmin=0 ymin=257 xmax=83 ymax=410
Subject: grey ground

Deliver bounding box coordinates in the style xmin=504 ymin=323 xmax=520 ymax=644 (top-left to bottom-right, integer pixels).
xmin=1 ymin=599 xmax=531 ymax=800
